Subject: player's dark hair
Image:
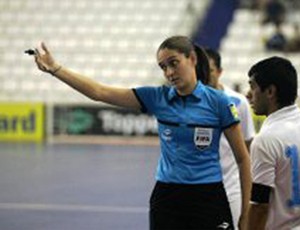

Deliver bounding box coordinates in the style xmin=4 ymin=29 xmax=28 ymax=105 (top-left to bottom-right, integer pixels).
xmin=204 ymin=48 xmax=222 ymax=70
xmin=248 ymin=56 xmax=298 ymax=107
xmin=158 ymin=35 xmax=209 ymax=84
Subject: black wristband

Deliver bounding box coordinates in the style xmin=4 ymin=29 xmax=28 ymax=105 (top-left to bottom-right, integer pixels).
xmin=50 ymin=65 xmax=62 ymax=75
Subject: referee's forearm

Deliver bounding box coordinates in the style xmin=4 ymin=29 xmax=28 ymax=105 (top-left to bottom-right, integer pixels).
xmin=238 ymin=154 xmax=252 ymax=217
xmin=224 ymin=124 xmax=252 ymax=227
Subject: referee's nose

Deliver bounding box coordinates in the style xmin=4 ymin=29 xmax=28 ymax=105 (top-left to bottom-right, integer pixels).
xmin=165 ymin=66 xmax=175 ymax=78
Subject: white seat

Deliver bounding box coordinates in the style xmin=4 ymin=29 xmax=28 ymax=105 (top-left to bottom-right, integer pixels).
xmin=221 ymin=8 xmax=300 ymax=95
xmin=0 ymin=0 xmax=210 ymax=103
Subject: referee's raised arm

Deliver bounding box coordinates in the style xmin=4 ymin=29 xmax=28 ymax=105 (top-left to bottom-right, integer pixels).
xmin=33 ymin=42 xmax=141 ymax=110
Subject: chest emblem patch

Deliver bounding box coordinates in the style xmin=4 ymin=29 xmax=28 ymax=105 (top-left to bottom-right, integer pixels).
xmin=194 ymin=127 xmax=213 ymax=150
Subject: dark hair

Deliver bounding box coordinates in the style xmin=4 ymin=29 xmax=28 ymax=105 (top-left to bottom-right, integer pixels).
xmin=204 ymin=47 xmax=222 ymax=70
xmin=158 ymin=35 xmax=209 ymax=84
xmin=248 ymin=56 xmax=298 ymax=106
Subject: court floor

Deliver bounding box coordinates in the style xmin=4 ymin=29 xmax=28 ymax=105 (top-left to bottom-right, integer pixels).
xmin=0 ymin=142 xmax=160 ymax=230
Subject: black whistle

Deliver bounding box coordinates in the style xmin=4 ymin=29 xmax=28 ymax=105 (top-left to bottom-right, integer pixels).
xmin=24 ymin=49 xmax=36 ymax=55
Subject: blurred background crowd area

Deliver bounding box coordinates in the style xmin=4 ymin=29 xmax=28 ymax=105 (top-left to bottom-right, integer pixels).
xmin=1 ymin=0 xmax=300 ymax=101
xmin=0 ymin=0 xmax=299 ymax=142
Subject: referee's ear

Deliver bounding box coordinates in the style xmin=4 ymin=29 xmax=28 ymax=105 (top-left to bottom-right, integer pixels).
xmin=190 ymin=50 xmax=198 ymax=66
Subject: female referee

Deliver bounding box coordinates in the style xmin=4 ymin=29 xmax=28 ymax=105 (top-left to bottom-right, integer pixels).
xmin=32 ymin=35 xmax=251 ymax=230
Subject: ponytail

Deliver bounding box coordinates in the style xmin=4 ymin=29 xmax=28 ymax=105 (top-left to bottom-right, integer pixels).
xmin=193 ymin=44 xmax=210 ymax=85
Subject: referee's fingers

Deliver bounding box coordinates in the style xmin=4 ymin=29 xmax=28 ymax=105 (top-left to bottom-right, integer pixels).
xmin=41 ymin=42 xmax=49 ymax=54
xmin=34 ymin=47 xmax=40 ymax=57
xmin=34 ymin=51 xmax=44 ymax=71
xmin=35 ymin=58 xmax=43 ymax=71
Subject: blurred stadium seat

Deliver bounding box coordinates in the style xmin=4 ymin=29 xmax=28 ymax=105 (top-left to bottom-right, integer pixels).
xmin=2 ymin=2 xmax=298 ymax=103
xmin=220 ymin=8 xmax=300 ymax=94
xmin=0 ymin=0 xmax=209 ymax=103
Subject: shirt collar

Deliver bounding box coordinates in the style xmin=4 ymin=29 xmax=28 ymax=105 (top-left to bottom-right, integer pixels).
xmin=262 ymin=104 xmax=299 ymax=128
xmin=167 ymin=81 xmax=203 ymax=101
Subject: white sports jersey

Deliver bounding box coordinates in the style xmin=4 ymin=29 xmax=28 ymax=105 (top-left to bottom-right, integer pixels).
xmin=221 ymin=86 xmax=255 ymax=200
xmin=220 ymin=86 xmax=255 ymax=227
xmin=251 ymin=105 xmax=300 ymax=229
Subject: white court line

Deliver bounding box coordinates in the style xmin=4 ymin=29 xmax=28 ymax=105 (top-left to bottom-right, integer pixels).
xmin=0 ymin=203 xmax=148 ymax=214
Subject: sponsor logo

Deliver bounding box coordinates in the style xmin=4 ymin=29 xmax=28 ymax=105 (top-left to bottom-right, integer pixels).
xmin=98 ymin=111 xmax=157 ymax=135
xmin=67 ymin=109 xmax=94 ymax=134
xmin=0 ymin=111 xmax=36 ymax=133
xmin=162 ymin=128 xmax=172 ymax=141
xmin=0 ymin=103 xmax=44 ymax=141
xmin=217 ymin=222 xmax=230 ymax=229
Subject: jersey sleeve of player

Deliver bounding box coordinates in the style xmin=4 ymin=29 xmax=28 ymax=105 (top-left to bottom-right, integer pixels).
xmin=237 ymin=96 xmax=256 ymax=140
xmin=251 ymin=135 xmax=277 ymax=188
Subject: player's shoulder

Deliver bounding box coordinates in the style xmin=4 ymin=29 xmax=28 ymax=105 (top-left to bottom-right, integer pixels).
xmin=193 ymin=84 xmax=229 ymax=109
xmin=223 ymin=85 xmax=249 ymax=106
xmin=253 ymin=119 xmax=286 ymax=148
xmin=204 ymin=84 xmax=229 ymax=99
xmin=251 ymin=129 xmax=279 ymax=158
xmin=223 ymin=86 xmax=248 ymax=101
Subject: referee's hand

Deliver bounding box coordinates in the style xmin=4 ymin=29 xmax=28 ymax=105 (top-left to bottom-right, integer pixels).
xmin=34 ymin=42 xmax=60 ymax=75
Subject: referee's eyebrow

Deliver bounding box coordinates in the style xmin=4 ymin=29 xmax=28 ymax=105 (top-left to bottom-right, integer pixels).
xmin=158 ymin=56 xmax=177 ymax=68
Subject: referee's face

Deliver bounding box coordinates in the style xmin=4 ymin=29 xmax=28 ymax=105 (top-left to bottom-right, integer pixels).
xmin=157 ymin=48 xmax=197 ymax=95
xmin=248 ymin=77 xmax=268 ymax=115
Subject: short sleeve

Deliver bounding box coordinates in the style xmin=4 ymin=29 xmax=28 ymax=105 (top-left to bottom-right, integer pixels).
xmin=218 ymin=93 xmax=240 ymax=129
xmin=237 ymin=96 xmax=256 ymax=140
xmin=133 ymin=86 xmax=161 ymax=115
xmin=251 ymin=135 xmax=276 ymax=188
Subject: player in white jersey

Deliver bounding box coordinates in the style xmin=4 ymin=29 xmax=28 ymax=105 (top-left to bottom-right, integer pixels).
xmin=247 ymin=56 xmax=300 ymax=230
xmin=205 ymin=48 xmax=255 ymax=229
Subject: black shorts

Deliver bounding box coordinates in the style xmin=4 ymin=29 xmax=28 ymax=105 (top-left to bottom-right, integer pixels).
xmin=149 ymin=181 xmax=234 ymax=230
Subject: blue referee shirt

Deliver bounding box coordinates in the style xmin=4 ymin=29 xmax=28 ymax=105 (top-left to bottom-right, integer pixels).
xmin=133 ymin=81 xmax=239 ymax=184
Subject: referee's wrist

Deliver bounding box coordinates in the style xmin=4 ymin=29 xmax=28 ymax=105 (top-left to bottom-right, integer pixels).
xmin=49 ymin=64 xmax=62 ymax=76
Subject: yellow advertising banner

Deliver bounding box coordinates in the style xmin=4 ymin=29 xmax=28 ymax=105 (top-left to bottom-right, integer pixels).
xmin=0 ymin=103 xmax=44 ymax=141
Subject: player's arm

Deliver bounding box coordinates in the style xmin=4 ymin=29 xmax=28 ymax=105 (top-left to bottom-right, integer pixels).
xmin=245 ymin=139 xmax=253 ymax=151
xmin=239 ymin=97 xmax=255 ymax=151
xmin=248 ymin=203 xmax=269 ymax=230
xmin=248 ymin=183 xmax=271 ymax=230
xmin=224 ymin=123 xmax=252 ymax=230
xmin=33 ymin=42 xmax=141 ymax=110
